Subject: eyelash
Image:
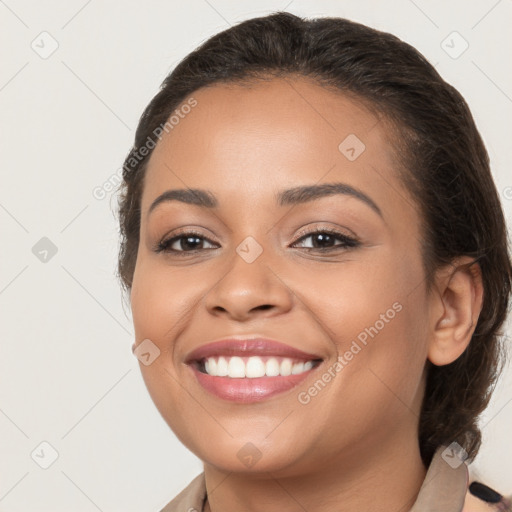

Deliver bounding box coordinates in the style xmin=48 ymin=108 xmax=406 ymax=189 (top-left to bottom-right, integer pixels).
xmin=154 ymin=228 xmax=360 ymax=256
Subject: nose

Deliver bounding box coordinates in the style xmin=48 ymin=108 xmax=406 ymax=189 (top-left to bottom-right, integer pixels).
xmin=204 ymin=246 xmax=294 ymax=322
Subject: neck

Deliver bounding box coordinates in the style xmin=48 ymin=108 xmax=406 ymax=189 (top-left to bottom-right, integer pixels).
xmin=203 ymin=433 xmax=427 ymax=512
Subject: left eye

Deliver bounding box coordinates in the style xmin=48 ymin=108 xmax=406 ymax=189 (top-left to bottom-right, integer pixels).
xmin=291 ymin=230 xmax=359 ymax=251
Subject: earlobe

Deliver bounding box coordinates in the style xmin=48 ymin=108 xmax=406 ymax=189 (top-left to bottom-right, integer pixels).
xmin=427 ymin=257 xmax=484 ymax=366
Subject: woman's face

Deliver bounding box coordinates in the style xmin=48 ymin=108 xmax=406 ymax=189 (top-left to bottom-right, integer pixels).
xmin=130 ymin=77 xmax=433 ymax=475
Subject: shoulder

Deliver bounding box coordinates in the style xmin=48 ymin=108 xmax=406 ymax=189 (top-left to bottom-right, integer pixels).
xmin=158 ymin=472 xmax=206 ymax=512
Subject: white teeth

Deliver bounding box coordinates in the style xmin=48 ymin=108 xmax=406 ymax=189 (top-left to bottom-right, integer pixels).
xmin=291 ymin=362 xmax=305 ymax=374
xmin=246 ymin=356 xmax=266 ymax=378
xmin=205 ymin=358 xmax=215 ymax=375
xmin=216 ymin=356 xmax=228 ymax=376
xmin=227 ymin=356 xmax=245 ymax=378
xmin=265 ymin=357 xmax=280 ymax=376
xmin=280 ymin=359 xmax=292 ymax=376
xmin=202 ymin=355 xmax=317 ymax=378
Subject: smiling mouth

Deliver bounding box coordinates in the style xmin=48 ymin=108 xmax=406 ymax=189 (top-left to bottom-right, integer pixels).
xmin=185 ymin=337 xmax=325 ymax=402
xmin=192 ymin=355 xmax=323 ymax=378
xmin=188 ymin=355 xmax=324 ymax=403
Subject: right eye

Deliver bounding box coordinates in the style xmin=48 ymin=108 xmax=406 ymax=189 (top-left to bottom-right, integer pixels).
xmin=154 ymin=231 xmax=219 ymax=255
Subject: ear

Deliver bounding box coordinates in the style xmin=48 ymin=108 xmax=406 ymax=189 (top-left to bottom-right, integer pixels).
xmin=427 ymin=256 xmax=484 ymax=366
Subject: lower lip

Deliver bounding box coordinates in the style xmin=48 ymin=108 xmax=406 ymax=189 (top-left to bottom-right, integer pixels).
xmin=189 ymin=364 xmax=318 ymax=403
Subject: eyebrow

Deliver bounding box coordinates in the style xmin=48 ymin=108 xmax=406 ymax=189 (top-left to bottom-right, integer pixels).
xmin=148 ymin=182 xmax=382 ymax=218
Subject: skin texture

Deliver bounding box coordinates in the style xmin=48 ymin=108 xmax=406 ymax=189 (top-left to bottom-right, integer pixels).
xmin=130 ymin=77 xmax=483 ymax=512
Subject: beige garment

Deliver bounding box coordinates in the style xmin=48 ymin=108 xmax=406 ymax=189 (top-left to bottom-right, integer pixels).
xmin=159 ymin=445 xmax=468 ymax=512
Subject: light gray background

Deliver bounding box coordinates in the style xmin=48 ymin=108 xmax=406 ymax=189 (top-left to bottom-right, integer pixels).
xmin=1 ymin=1 xmax=511 ymax=510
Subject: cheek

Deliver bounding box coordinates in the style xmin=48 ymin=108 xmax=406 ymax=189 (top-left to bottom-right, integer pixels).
xmin=298 ymin=252 xmax=429 ymax=397
xmin=291 ymin=250 xmax=423 ymax=340
xmin=301 ymin=277 xmax=428 ymax=444
xmin=130 ymin=256 xmax=205 ymax=347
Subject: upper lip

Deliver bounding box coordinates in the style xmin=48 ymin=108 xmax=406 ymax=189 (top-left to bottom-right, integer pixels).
xmin=184 ymin=337 xmax=323 ymax=364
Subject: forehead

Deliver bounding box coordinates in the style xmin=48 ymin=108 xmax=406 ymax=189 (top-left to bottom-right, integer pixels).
xmin=141 ymin=76 xmax=417 ymax=226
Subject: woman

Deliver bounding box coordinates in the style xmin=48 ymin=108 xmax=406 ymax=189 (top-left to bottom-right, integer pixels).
xmin=117 ymin=12 xmax=512 ymax=512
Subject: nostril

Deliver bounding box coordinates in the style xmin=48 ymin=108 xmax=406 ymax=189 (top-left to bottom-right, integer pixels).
xmin=255 ymin=304 xmax=273 ymax=311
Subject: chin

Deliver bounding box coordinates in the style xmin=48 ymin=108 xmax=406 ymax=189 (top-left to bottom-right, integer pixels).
xmin=193 ymin=437 xmax=304 ymax=475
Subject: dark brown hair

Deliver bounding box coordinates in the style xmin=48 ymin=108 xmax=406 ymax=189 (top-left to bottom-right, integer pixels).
xmin=117 ymin=12 xmax=512 ymax=466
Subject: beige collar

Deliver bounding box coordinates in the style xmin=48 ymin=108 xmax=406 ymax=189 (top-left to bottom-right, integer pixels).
xmin=160 ymin=445 xmax=468 ymax=512
xmin=410 ymin=445 xmax=468 ymax=512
